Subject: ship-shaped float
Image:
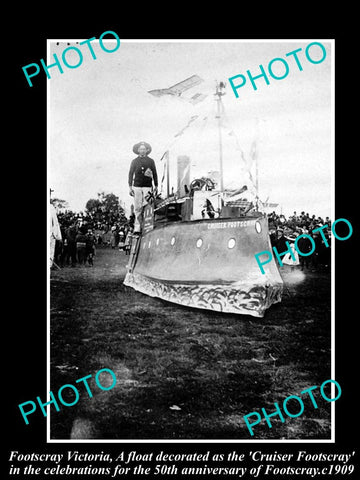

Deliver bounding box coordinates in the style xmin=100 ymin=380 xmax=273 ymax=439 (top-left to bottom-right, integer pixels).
xmin=124 ymin=81 xmax=283 ymax=317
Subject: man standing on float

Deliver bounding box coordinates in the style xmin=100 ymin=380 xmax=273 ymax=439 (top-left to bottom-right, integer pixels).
xmin=128 ymin=141 xmax=158 ymax=234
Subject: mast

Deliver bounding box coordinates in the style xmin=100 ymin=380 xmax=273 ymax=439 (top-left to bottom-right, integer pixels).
xmin=254 ymin=118 xmax=259 ymax=211
xmin=215 ymin=81 xmax=226 ymax=192
xmin=255 ymin=152 xmax=259 ymax=211
xmin=166 ymin=151 xmax=170 ymax=197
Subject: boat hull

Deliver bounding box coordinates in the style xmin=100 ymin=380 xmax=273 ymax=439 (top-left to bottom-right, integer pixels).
xmin=124 ymin=215 xmax=283 ymax=317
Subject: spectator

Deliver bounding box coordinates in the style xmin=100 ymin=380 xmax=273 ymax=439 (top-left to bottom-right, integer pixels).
xmin=269 ymin=227 xmax=277 ymax=248
xmin=86 ymin=229 xmax=96 ymax=266
xmin=66 ymin=223 xmax=78 ymax=266
xmin=110 ymin=226 xmax=119 ymax=249
xmin=124 ymin=229 xmax=133 ymax=255
xmin=297 ymin=229 xmax=313 ymax=270
xmin=75 ymin=227 xmax=88 ymax=265
xmin=275 ymin=228 xmax=287 ymax=253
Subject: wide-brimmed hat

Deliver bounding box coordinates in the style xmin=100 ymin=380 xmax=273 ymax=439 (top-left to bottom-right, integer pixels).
xmin=133 ymin=141 xmax=152 ymax=155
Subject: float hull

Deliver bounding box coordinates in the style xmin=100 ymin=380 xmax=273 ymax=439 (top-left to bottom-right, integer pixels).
xmin=124 ymin=216 xmax=283 ymax=317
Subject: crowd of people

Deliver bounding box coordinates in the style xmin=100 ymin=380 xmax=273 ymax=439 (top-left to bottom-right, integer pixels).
xmin=53 ymin=206 xmax=331 ymax=272
xmin=267 ymin=210 xmax=332 ymax=271
xmin=267 ymin=210 xmax=331 ymax=231
xmin=53 ymin=210 xmax=135 ymax=268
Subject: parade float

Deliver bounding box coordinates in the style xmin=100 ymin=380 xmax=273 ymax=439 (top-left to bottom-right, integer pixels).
xmin=124 ymin=80 xmax=283 ymax=317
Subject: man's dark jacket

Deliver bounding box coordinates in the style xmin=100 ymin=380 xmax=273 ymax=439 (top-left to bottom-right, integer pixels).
xmin=128 ymin=156 xmax=158 ymax=188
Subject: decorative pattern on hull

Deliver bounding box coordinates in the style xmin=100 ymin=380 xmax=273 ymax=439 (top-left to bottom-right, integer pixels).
xmin=124 ymin=272 xmax=283 ymax=318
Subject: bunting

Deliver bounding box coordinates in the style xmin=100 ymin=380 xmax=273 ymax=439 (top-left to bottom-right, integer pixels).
xmin=174 ymin=115 xmax=199 ymax=137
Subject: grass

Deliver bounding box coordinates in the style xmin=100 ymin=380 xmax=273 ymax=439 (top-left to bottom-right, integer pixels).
xmin=50 ymin=247 xmax=331 ymax=440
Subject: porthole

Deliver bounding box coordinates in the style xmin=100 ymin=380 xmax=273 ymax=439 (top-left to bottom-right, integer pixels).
xmin=228 ymin=238 xmax=236 ymax=249
xmin=255 ymin=221 xmax=262 ymax=234
xmin=196 ymin=238 xmax=203 ymax=248
xmin=170 ymin=236 xmax=176 ymax=246
xmin=156 ymin=238 xmax=160 ymax=246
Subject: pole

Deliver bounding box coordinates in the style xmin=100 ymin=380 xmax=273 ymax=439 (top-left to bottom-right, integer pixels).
xmin=255 ymin=156 xmax=259 ymax=196
xmin=166 ymin=151 xmax=170 ymax=197
xmin=255 ymin=153 xmax=259 ymax=211
xmin=216 ymin=83 xmax=224 ymax=191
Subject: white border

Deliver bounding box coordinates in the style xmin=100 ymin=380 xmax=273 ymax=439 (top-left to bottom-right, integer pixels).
xmin=47 ymin=38 xmax=335 ymax=443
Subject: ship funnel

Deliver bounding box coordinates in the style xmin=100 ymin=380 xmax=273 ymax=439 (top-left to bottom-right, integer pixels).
xmin=177 ymin=155 xmax=191 ymax=196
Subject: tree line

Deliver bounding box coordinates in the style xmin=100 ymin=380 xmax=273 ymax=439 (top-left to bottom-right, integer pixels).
xmin=51 ymin=192 xmax=132 ymax=230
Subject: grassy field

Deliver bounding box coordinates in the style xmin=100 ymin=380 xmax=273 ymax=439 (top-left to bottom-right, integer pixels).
xmin=50 ymin=246 xmax=331 ymax=440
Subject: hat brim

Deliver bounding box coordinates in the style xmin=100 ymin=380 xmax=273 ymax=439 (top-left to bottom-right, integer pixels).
xmin=133 ymin=142 xmax=152 ymax=154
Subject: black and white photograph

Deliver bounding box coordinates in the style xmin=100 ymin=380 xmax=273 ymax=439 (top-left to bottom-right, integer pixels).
xmin=8 ymin=30 xmax=358 ymax=480
xmin=48 ymin=39 xmax=334 ymax=441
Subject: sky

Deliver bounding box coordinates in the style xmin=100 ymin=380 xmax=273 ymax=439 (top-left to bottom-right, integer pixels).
xmin=49 ymin=39 xmax=333 ymax=218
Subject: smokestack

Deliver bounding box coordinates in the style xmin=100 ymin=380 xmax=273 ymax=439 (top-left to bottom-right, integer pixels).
xmin=177 ymin=156 xmax=191 ymax=196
